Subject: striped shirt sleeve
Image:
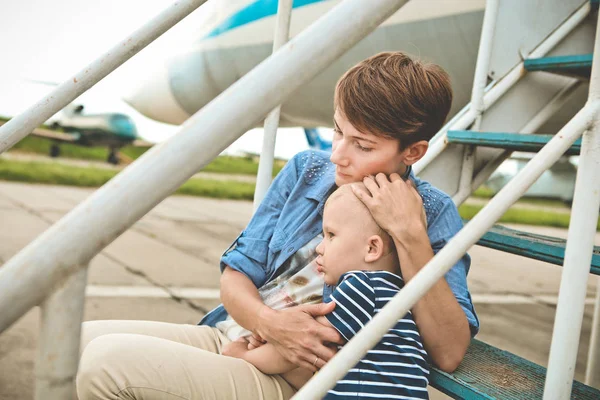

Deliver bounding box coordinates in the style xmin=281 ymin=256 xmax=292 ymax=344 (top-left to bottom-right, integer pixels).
xmin=325 ymin=272 xmax=376 ymax=342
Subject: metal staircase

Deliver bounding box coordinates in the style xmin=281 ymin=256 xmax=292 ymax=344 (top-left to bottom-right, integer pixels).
xmin=0 ymin=0 xmax=599 ymax=399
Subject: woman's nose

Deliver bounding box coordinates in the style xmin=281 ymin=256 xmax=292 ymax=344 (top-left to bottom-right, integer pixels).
xmin=330 ymin=140 xmax=349 ymax=167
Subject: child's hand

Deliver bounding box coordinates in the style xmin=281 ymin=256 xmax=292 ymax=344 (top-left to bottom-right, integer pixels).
xmin=247 ymin=333 xmax=266 ymax=350
xmin=222 ymin=337 xmax=250 ymax=358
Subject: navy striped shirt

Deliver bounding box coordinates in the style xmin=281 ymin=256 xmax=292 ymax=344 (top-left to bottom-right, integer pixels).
xmin=324 ymin=271 xmax=429 ymax=400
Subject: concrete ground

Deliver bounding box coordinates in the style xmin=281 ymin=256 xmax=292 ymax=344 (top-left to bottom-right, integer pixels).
xmin=0 ymin=181 xmax=598 ymax=400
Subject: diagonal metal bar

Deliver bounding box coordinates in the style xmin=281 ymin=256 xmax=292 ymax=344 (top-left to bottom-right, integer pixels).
xmin=0 ymin=0 xmax=410 ymax=333
xmin=0 ymin=0 xmax=207 ymax=153
xmin=293 ymin=102 xmax=598 ymax=399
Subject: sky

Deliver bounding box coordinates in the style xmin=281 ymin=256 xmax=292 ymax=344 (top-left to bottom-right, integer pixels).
xmin=0 ymin=0 xmax=320 ymax=159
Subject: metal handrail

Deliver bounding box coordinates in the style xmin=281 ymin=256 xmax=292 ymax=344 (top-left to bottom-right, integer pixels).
xmin=0 ymin=0 xmax=208 ymax=154
xmin=294 ymin=4 xmax=600 ymax=399
xmin=254 ymin=0 xmax=293 ymax=211
xmin=0 ymin=0 xmax=410 ymax=332
xmin=414 ymin=1 xmax=592 ymax=176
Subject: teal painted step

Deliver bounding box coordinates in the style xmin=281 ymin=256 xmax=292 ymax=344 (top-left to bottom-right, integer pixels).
xmin=447 ymin=130 xmax=582 ymax=155
xmin=477 ymin=225 xmax=600 ymax=276
xmin=429 ymin=340 xmax=600 ymax=399
xmin=524 ymin=54 xmax=593 ymax=79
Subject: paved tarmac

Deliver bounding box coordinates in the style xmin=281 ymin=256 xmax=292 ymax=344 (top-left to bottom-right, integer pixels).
xmin=0 ymin=181 xmax=598 ymax=399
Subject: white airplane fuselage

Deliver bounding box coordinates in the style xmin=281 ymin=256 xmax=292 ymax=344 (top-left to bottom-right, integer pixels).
xmin=124 ymin=0 xmax=486 ymax=129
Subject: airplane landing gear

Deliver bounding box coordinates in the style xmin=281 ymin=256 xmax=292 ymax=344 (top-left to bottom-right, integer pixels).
xmin=107 ymin=149 xmax=119 ymax=165
xmin=50 ymin=144 xmax=61 ymax=158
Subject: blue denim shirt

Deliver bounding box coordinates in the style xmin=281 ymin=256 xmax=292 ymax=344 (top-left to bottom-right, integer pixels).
xmin=200 ymin=150 xmax=479 ymax=335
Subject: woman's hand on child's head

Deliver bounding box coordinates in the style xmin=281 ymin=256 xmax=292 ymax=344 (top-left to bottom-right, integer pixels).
xmin=256 ymin=302 xmax=341 ymax=372
xmin=352 ymin=173 xmax=426 ymax=244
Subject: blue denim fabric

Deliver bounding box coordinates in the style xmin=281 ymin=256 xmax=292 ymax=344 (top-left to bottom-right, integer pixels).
xmin=199 ymin=150 xmax=479 ymax=335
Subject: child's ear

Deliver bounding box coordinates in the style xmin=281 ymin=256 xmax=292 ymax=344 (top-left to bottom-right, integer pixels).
xmin=365 ymin=235 xmax=384 ymax=263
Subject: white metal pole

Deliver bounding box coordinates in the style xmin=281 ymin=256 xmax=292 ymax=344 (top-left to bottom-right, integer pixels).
xmin=0 ymin=0 xmax=207 ymax=154
xmin=414 ymin=1 xmax=591 ymax=176
xmin=253 ymin=0 xmax=293 ymax=211
xmin=543 ymin=11 xmax=600 ymax=398
xmin=586 ymin=279 xmax=600 ymax=388
xmin=34 ymin=267 xmax=87 ymax=400
xmin=456 ymin=0 xmax=496 ymax=204
xmin=293 ymin=101 xmax=598 ymax=399
xmin=471 ymin=0 xmax=498 ymax=130
xmin=0 ymin=0 xmax=411 ymax=333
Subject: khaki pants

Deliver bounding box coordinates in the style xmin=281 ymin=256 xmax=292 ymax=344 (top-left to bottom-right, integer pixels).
xmin=76 ymin=320 xmax=296 ymax=400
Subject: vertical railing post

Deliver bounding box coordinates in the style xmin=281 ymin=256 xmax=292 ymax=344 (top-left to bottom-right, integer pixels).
xmin=586 ymin=280 xmax=600 ymax=388
xmin=543 ymin=11 xmax=600 ymax=399
xmin=35 ymin=267 xmax=88 ymax=400
xmin=253 ymin=0 xmax=293 ymax=211
xmin=454 ymin=0 xmax=498 ymax=202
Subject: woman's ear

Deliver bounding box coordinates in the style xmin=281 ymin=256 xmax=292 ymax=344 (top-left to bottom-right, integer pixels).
xmin=402 ymin=140 xmax=429 ymax=166
xmin=365 ymin=235 xmax=384 ymax=263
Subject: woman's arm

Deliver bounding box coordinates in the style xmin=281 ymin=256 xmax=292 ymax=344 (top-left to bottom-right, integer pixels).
xmin=352 ymin=174 xmax=471 ymax=372
xmin=391 ymin=226 xmax=470 ymax=372
xmin=221 ymin=267 xmax=342 ymax=372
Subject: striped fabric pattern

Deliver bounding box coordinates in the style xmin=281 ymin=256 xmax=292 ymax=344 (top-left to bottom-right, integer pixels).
xmin=325 ymin=271 xmax=429 ymax=400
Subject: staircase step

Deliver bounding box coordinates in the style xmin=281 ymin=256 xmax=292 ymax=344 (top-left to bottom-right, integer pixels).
xmin=524 ymin=54 xmax=593 ymax=79
xmin=477 ymin=225 xmax=600 ymax=276
xmin=447 ymin=130 xmax=582 ymax=155
xmin=430 ymin=339 xmax=600 ymax=399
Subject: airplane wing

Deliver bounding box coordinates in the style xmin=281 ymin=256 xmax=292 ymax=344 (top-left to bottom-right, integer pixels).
xmin=0 ymin=120 xmax=78 ymax=143
xmin=131 ymin=139 xmax=155 ymax=147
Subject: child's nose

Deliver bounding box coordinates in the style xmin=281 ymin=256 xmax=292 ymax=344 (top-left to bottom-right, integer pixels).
xmin=316 ymin=240 xmax=324 ymax=255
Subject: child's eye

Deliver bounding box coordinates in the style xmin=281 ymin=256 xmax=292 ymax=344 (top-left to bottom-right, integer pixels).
xmin=328 ymin=232 xmax=335 ymax=238
xmin=333 ymin=128 xmax=342 ymax=137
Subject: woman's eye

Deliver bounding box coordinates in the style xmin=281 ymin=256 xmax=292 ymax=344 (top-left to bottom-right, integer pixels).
xmin=355 ymin=142 xmax=372 ymax=152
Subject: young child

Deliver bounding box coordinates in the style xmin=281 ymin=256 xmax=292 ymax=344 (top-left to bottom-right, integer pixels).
xmin=222 ymin=184 xmax=429 ymax=399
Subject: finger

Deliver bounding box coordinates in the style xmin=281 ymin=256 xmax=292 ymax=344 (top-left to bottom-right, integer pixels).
xmin=389 ymin=172 xmax=402 ymax=182
xmin=312 ymin=341 xmax=339 ymax=361
xmin=362 ymin=175 xmax=380 ymax=194
xmin=247 ymin=336 xmax=263 ymax=349
xmin=301 ymin=301 xmax=335 ymax=317
xmin=315 ymin=357 xmax=327 ymax=370
xmin=247 ymin=343 xmax=256 ymax=350
xmin=406 ymin=180 xmax=423 ymax=203
xmin=375 ymin=172 xmax=390 ymax=188
xmin=252 ymin=333 xmax=265 ymax=343
xmin=351 ymin=183 xmax=373 ymax=206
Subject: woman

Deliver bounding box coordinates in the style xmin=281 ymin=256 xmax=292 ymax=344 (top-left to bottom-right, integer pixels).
xmin=77 ymin=52 xmax=479 ymax=400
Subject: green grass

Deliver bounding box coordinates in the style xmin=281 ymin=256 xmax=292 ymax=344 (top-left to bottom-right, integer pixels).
xmin=458 ymin=203 xmax=600 ymax=230
xmin=0 ymin=159 xmax=255 ymax=200
xmin=1 ymin=157 xmax=596 ymax=229
xmin=9 ymin=136 xmax=284 ymax=176
xmin=472 ymin=186 xmax=570 ymax=208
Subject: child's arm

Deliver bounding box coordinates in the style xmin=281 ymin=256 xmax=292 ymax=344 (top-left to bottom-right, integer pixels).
xmin=222 ymin=337 xmax=297 ymax=375
xmin=222 ymin=337 xmax=314 ymax=390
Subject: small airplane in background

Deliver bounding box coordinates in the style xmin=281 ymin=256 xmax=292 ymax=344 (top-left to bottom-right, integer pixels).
xmin=1 ymin=106 xmax=149 ymax=164
xmin=2 ymin=79 xmax=153 ymax=164
xmin=45 ymin=103 xmax=146 ymax=164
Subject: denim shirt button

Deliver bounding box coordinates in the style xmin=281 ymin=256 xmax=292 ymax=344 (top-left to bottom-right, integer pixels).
xmin=287 ymin=247 xmax=294 ymax=253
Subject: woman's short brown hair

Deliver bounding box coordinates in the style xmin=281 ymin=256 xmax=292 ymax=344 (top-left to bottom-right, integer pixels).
xmin=334 ymin=51 xmax=453 ymax=148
